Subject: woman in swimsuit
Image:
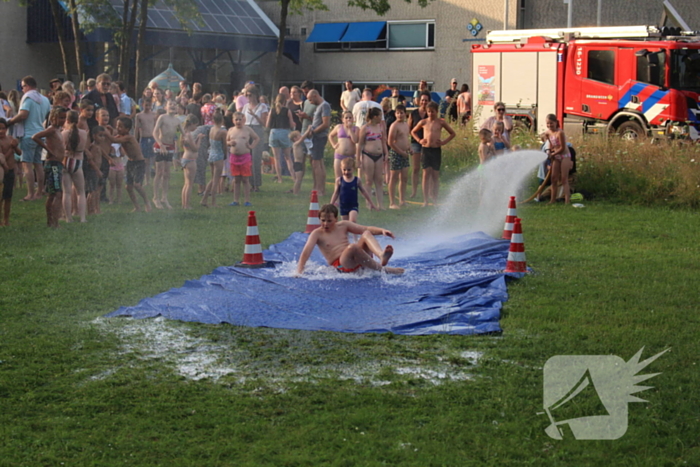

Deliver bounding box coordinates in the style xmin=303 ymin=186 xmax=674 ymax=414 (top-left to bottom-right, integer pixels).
xmin=61 ymin=111 xmax=88 ymax=222
xmin=357 ymin=107 xmax=387 ymax=210
xmin=541 ymin=113 xmax=572 ymax=204
xmin=180 ymin=114 xmax=202 ymax=209
xmin=202 ymin=111 xmax=227 ymax=207
xmin=328 ymin=111 xmax=359 ymax=180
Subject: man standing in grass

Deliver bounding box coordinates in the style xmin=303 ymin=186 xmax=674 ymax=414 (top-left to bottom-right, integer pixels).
xmin=8 ymin=76 xmax=51 ymax=201
xmin=306 ymin=90 xmax=331 ymax=197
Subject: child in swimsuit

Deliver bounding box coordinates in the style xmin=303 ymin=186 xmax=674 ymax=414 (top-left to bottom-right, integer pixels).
xmin=61 ymin=110 xmax=88 ymax=223
xmin=357 ymin=107 xmax=387 ymax=210
xmin=180 ymin=113 xmax=202 ymax=209
xmin=201 ymin=111 xmax=227 ymax=207
xmin=32 ymin=106 xmax=67 ymax=228
xmin=227 ymin=111 xmax=259 ymax=207
xmin=296 ymin=204 xmax=404 ymax=276
xmin=410 ymin=101 xmax=456 ymax=207
xmin=492 ymin=121 xmax=511 ymax=156
xmin=541 ymin=113 xmax=572 ymax=204
xmin=0 ymin=118 xmax=22 ymax=226
xmin=328 ymin=110 xmax=359 ymax=180
xmin=330 ymin=157 xmax=376 ymax=223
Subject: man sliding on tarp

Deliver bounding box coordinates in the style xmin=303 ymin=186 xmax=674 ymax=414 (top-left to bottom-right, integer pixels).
xmin=296 ymin=204 xmax=404 ymax=276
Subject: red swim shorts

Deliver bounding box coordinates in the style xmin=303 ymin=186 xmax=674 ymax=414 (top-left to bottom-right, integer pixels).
xmin=230 ymin=153 xmax=252 ymax=177
xmin=331 ymin=258 xmax=361 ymax=273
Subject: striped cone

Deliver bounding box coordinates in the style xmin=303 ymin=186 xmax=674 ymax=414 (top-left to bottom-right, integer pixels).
xmin=502 ymin=196 xmax=517 ymax=240
xmin=236 ymin=211 xmax=274 ymax=268
xmin=504 ymin=218 xmax=527 ymax=273
xmin=304 ymin=190 xmax=321 ymax=233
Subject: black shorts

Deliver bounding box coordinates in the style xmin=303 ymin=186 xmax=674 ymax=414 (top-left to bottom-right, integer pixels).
xmin=155 ymin=151 xmax=174 ymax=163
xmin=84 ymin=165 xmax=100 ymax=193
xmin=311 ymin=134 xmax=328 ymax=161
xmin=421 ymin=147 xmax=442 ymax=171
xmin=126 ymin=160 xmax=146 ymax=186
xmin=100 ymin=158 xmax=110 ymax=183
xmin=2 ymin=169 xmax=15 ymax=200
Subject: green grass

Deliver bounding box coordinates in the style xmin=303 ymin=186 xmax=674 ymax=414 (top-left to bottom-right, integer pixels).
xmin=0 ymin=167 xmax=698 ymax=466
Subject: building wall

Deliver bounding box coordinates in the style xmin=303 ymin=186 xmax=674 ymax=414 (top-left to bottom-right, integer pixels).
xmin=0 ymin=2 xmax=74 ymax=94
xmin=521 ymin=0 xmax=700 ymax=29
xmin=259 ymin=0 xmax=700 ymax=101
xmin=258 ymin=0 xmax=518 ymax=95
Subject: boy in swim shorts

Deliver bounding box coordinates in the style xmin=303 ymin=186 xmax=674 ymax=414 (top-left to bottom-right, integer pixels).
xmin=227 ymin=111 xmax=259 ymax=207
xmin=152 ymin=100 xmax=180 ymax=209
xmin=296 ymin=204 xmax=404 ymax=276
xmin=410 ymin=101 xmax=456 ymax=207
xmin=32 ymin=107 xmax=67 ymax=228
xmin=387 ymin=104 xmax=411 ymax=209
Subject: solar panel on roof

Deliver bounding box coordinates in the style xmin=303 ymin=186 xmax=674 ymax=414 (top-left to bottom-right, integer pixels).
xmin=105 ymin=0 xmax=276 ymax=37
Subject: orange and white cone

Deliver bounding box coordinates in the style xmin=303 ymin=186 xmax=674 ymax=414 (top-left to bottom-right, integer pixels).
xmin=505 ymin=218 xmax=527 ymax=273
xmin=236 ymin=211 xmax=274 ymax=268
xmin=304 ymin=190 xmax=321 ymax=233
xmin=502 ymin=196 xmax=517 ymax=240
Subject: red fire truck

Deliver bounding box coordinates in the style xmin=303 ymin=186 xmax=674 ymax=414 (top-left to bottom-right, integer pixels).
xmin=471 ymin=25 xmax=700 ymax=140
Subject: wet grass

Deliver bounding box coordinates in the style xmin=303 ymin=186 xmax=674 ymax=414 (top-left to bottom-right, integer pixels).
xmin=0 ymin=166 xmax=698 ymax=465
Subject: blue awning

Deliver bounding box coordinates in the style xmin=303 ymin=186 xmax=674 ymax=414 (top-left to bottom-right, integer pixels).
xmin=306 ymin=23 xmax=349 ymax=43
xmin=339 ymin=21 xmax=386 ymax=42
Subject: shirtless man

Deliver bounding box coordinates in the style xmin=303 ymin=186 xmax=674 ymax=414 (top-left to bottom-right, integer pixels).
xmin=134 ymin=98 xmax=158 ymax=187
xmin=410 ymin=101 xmax=456 ymax=207
xmin=105 ymin=117 xmax=152 ymax=212
xmin=152 ymin=100 xmax=180 ymax=209
xmin=31 ymin=107 xmax=67 ymax=227
xmin=296 ymin=204 xmax=404 ymax=276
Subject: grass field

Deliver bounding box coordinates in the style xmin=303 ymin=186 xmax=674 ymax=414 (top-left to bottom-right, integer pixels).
xmin=0 ymin=162 xmax=698 ymax=466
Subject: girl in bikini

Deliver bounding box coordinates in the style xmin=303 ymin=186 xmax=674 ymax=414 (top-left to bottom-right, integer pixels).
xmin=492 ymin=121 xmax=511 ymax=156
xmin=61 ymin=111 xmax=88 ymax=222
xmin=542 ymin=113 xmax=572 ymax=204
xmin=357 ymin=107 xmax=387 ymax=210
xmin=328 ymin=110 xmax=359 ymax=180
xmin=201 ymin=111 xmax=227 ymax=207
xmin=180 ymin=114 xmax=202 ymax=209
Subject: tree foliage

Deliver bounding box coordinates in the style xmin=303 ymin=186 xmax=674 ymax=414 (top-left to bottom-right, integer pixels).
xmin=346 ymin=0 xmax=432 ymax=16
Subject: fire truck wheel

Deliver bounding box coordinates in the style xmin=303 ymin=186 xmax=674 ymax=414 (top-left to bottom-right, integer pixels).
xmin=617 ymin=121 xmax=646 ymax=140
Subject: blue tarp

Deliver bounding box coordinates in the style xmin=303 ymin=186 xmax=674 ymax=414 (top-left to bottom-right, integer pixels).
xmin=106 ymin=232 xmax=518 ymax=335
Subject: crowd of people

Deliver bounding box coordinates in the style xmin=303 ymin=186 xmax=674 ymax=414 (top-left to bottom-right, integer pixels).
xmin=0 ymin=74 xmax=471 ymax=228
xmin=0 ymin=71 xmax=570 ymax=228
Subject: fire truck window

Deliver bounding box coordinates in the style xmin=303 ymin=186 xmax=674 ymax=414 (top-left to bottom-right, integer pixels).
xmin=636 ymin=51 xmax=665 ymax=87
xmin=587 ymin=50 xmax=615 ymax=85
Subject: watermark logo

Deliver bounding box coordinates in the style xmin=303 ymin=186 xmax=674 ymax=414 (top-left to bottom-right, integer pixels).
xmin=540 ymin=348 xmax=668 ymax=440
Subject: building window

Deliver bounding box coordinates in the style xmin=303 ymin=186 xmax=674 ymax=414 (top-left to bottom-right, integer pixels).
xmin=587 ymin=50 xmax=615 ymax=85
xmin=285 ymin=27 xmax=291 ymax=35
xmin=301 ymin=27 xmax=307 ymax=35
xmin=387 ymin=21 xmax=435 ymax=49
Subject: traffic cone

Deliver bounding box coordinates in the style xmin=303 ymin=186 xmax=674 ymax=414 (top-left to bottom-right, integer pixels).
xmin=502 ymin=196 xmax=517 ymax=240
xmin=236 ymin=211 xmax=274 ymax=268
xmin=505 ymin=218 xmax=527 ymax=273
xmin=304 ymin=190 xmax=321 ymax=233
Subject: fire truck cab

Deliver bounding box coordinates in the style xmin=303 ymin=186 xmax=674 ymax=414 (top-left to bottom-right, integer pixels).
xmin=471 ymin=26 xmax=700 ymax=140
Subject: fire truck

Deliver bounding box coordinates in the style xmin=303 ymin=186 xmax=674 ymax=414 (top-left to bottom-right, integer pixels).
xmin=471 ymin=25 xmax=700 ymax=140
